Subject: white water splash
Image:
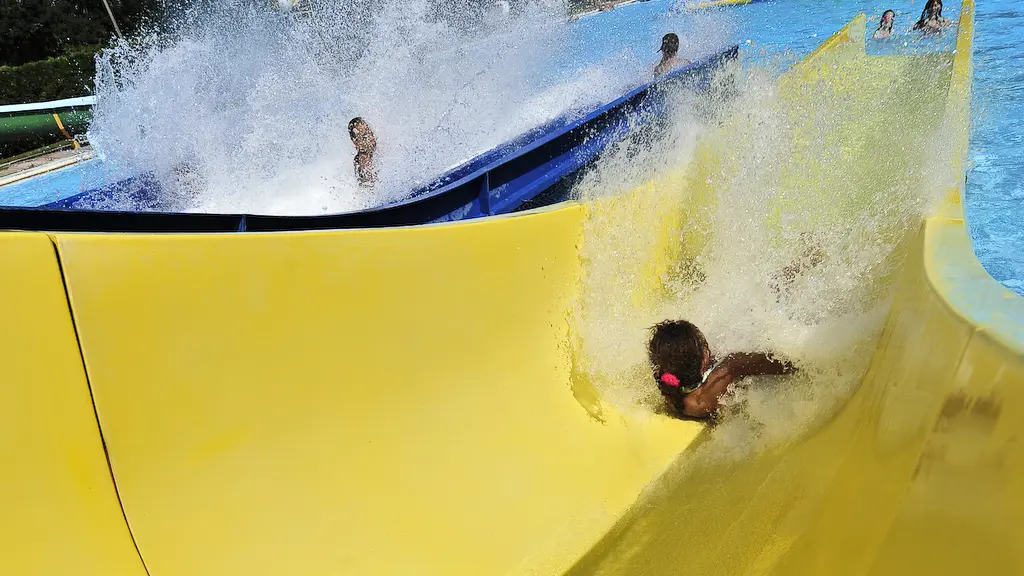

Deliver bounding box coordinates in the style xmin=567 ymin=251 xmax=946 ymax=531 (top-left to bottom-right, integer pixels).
xmin=87 ymin=0 xmax=729 ymax=214
xmin=573 ymin=56 xmax=951 ymax=457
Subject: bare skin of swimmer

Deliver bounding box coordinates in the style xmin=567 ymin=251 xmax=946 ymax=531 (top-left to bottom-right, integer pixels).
xmin=348 ymin=117 xmax=378 ymax=187
xmin=684 ymin=352 xmax=794 ymax=418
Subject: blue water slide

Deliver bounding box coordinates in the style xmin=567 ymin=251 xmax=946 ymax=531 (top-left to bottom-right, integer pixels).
xmin=0 ymin=45 xmax=737 ymax=233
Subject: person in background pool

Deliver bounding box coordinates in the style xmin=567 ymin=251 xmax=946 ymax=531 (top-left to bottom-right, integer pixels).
xmin=873 ymin=9 xmax=896 ymax=39
xmin=648 ymin=320 xmax=796 ymax=419
xmin=348 ymin=117 xmax=377 ymax=188
xmin=913 ymin=0 xmax=952 ymax=33
xmin=654 ymin=33 xmax=691 ymax=77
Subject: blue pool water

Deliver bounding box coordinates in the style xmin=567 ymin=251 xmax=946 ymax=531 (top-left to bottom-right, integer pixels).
xmin=963 ymin=0 xmax=1024 ymax=295
xmin=1 ymin=158 xmax=118 ymax=207
xmin=1 ymin=0 xmax=1020 ymax=294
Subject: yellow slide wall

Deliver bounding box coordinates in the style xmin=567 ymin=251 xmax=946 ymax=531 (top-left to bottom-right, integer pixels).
xmin=52 ymin=211 xmax=700 ymax=576
xmin=0 ymin=232 xmax=146 ymax=575
xmin=1 ymin=1 xmax=1022 ymax=574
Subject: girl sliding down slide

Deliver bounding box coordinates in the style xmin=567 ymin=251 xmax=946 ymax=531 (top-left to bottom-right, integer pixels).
xmin=648 ymin=320 xmax=795 ymax=419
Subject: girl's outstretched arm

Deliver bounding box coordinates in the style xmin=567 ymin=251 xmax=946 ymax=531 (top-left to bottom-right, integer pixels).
xmin=681 ymin=353 xmax=795 ymax=418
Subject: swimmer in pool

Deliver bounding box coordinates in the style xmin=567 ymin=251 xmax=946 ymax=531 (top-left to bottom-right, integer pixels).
xmin=648 ymin=320 xmax=795 ymax=419
xmin=873 ymin=9 xmax=896 ymax=39
xmin=655 ymin=33 xmax=692 ymax=77
xmin=913 ymin=0 xmax=951 ymax=33
xmin=348 ymin=116 xmax=378 ymax=188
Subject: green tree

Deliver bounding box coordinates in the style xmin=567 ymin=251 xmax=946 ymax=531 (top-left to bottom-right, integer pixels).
xmin=0 ymin=0 xmax=162 ymax=67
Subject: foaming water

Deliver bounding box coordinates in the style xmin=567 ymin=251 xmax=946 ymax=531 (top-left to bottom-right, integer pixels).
xmin=573 ymin=49 xmax=952 ymax=458
xmin=87 ymin=0 xmax=730 ymax=214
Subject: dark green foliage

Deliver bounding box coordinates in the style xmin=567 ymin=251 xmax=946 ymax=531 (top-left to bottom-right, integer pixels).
xmin=1 ymin=0 xmax=163 ymax=104
xmin=0 ymin=0 xmax=161 ymax=67
xmin=0 ymin=46 xmax=99 ymax=105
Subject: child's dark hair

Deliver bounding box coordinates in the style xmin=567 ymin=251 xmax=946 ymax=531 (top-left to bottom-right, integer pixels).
xmin=660 ymin=33 xmax=680 ymax=57
xmin=348 ymin=116 xmax=367 ymax=137
xmin=648 ymin=319 xmax=707 ymax=413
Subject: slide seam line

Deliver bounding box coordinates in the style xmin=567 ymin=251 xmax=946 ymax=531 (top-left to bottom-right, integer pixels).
xmin=48 ymin=235 xmax=153 ymax=576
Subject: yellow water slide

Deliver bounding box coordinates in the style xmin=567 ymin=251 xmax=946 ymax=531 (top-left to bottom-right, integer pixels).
xmin=1 ymin=2 xmax=1021 ymax=575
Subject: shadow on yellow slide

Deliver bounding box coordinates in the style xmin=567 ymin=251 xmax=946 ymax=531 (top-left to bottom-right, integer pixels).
xmin=1 ymin=1 xmax=1021 ymax=574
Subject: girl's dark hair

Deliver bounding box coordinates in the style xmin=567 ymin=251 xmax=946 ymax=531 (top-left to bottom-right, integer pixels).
xmin=918 ymin=0 xmax=941 ymax=22
xmin=648 ymin=319 xmax=707 ymax=413
xmin=878 ymin=10 xmax=895 ymax=31
xmin=348 ymin=116 xmax=367 ymax=136
xmin=660 ymin=33 xmax=679 ymax=56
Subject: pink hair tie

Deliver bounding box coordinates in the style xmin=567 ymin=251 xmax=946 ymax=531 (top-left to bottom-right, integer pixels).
xmin=660 ymin=373 xmax=681 ymax=387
